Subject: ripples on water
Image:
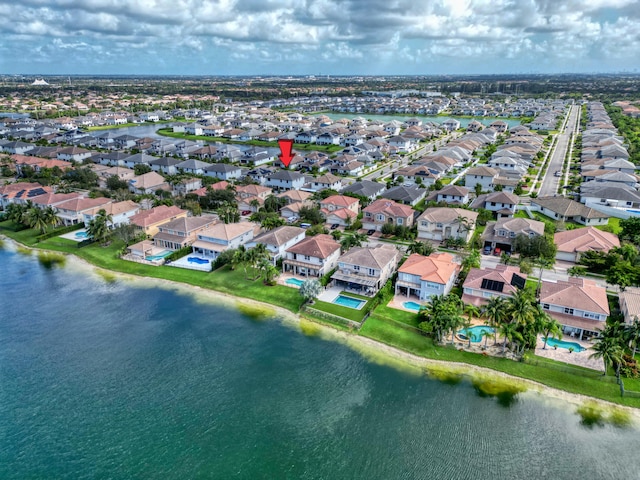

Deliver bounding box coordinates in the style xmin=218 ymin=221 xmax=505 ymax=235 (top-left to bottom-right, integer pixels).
xmin=1 ymin=249 xmax=639 ymax=480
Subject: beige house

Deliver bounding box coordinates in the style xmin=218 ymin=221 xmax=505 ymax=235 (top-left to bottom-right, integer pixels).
xmin=362 ymin=199 xmax=415 ymax=232
xmin=153 ymin=215 xmax=217 ymax=251
xmin=128 ymin=171 xmax=169 ymax=195
xmin=331 ymin=244 xmax=401 ymax=295
xmin=481 ymin=217 xmax=545 ymax=253
xmin=192 ymin=222 xmax=259 ymax=260
xmin=396 ymin=252 xmax=460 ymax=300
xmin=283 ymin=234 xmax=341 ymax=277
xmin=416 ymin=207 xmax=478 ymax=242
xmin=462 ymin=265 xmax=528 ymax=306
xmin=54 ymin=196 xmax=112 ymax=226
xmin=539 ymin=278 xmax=610 ymax=340
xmin=129 ymin=205 xmax=188 ymax=236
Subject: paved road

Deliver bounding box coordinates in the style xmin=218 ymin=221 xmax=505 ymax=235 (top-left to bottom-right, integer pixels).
xmin=537 ymin=105 xmax=580 ymax=197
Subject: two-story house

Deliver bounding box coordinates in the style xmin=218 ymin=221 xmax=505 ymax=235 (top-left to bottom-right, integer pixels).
xmin=283 ymin=234 xmax=341 ymax=277
xmin=539 ymin=278 xmax=610 ymax=340
xmin=464 ymin=165 xmax=498 ymax=191
xmin=82 ymin=200 xmax=140 ymax=229
xmin=470 ymin=191 xmax=519 ymax=217
xmin=153 ymin=214 xmax=217 ymax=251
xmin=55 ymin=196 xmax=112 ymax=226
xmin=129 ymin=205 xmax=188 ymax=237
xmin=395 ymin=252 xmax=460 ymax=301
xmin=309 ymin=173 xmax=343 ymax=192
xmin=416 ymin=208 xmax=478 ymax=242
xmin=481 ymin=217 xmax=545 ymax=254
xmin=245 ymin=226 xmax=306 ymax=264
xmin=362 ymin=199 xmax=415 ymax=232
xmin=265 ymin=170 xmax=306 ymax=191
xmin=191 ymin=222 xmax=258 ymax=260
xmin=462 ymin=265 xmax=528 ymax=306
xmin=434 ymin=185 xmax=471 ymax=205
xmin=235 ymin=184 xmax=272 ymax=212
xmin=330 ymin=244 xmax=401 ymax=295
xmin=320 ymin=195 xmax=360 ymax=227
xmin=204 ymin=163 xmax=242 ymax=181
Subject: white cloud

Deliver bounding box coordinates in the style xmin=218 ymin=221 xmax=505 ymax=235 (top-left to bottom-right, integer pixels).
xmin=0 ymin=0 xmax=638 ymax=74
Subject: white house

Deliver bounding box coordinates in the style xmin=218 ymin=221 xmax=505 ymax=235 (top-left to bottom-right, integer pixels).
xmin=245 ymin=226 xmax=306 ymax=264
xmin=192 ymin=222 xmax=258 ymax=260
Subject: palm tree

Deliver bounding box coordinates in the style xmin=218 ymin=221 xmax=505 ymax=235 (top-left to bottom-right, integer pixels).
xmin=24 ymin=207 xmax=48 ymax=234
xmin=538 ymin=311 xmax=563 ymax=350
xmin=499 ymin=321 xmax=523 ymax=355
xmin=590 ymin=336 xmax=624 ymax=376
xmin=42 ymin=206 xmax=60 ymax=231
xmin=87 ymin=209 xmax=113 ymax=245
xmin=483 ymin=296 xmax=509 ymax=346
xmin=626 ymin=317 xmax=640 ymax=359
xmin=508 ymin=288 xmax=535 ymax=326
xmin=462 ymin=303 xmax=480 ymax=348
xmin=231 ymin=245 xmax=247 ymax=273
xmin=407 ymin=240 xmax=435 ymax=256
xmin=258 ymin=257 xmax=279 ymax=284
xmin=5 ymin=203 xmax=26 ymax=225
xmin=461 ymin=249 xmax=481 ymax=271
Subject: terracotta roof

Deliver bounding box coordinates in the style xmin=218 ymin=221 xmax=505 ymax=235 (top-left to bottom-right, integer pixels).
xmin=320 ymin=195 xmax=359 ymax=209
xmin=399 ymin=252 xmax=460 ymax=284
xmin=31 ymin=192 xmax=82 ymax=206
xmin=539 ymin=278 xmax=609 ymax=315
xmin=363 ymin=198 xmax=415 ymax=218
xmin=130 ymin=171 xmax=167 ymax=189
xmin=198 ymin=222 xmax=257 ymax=241
xmin=418 ymin=207 xmax=478 ymax=224
xmin=462 ymin=265 xmax=526 ymax=296
xmin=55 ymin=196 xmax=111 ymax=213
xmin=130 ymin=205 xmax=186 ymax=228
xmin=285 ymin=234 xmax=340 ymax=259
xmin=158 ymin=214 xmax=217 ymax=233
xmin=554 ymin=227 xmax=619 ymax=254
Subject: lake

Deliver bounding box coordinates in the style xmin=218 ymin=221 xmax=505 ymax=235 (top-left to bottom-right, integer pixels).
xmin=1 ymin=247 xmax=639 ymax=479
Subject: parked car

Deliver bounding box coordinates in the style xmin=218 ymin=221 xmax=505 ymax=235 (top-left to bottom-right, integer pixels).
xmin=493 ymin=247 xmax=501 ymax=256
xmin=241 ymin=210 xmax=252 ymax=216
xmin=483 ymin=246 xmax=492 ymax=255
xmin=330 ymin=223 xmax=339 ymax=230
xmin=367 ymin=229 xmax=376 ymax=236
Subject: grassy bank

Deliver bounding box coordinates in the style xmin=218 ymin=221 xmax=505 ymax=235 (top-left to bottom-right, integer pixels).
xmin=2 ymin=221 xmax=640 ymax=408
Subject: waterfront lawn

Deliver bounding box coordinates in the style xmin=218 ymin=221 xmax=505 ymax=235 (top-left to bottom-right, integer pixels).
xmin=359 ymin=316 xmax=640 ymax=407
xmin=372 ymin=302 xmax=419 ymax=328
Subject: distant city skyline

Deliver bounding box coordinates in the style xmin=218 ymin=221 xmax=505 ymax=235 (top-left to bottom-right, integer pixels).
xmin=1 ymin=0 xmax=639 ymax=76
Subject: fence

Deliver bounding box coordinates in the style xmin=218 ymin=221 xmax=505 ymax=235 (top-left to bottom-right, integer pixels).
xmin=302 ymin=306 xmax=362 ymax=330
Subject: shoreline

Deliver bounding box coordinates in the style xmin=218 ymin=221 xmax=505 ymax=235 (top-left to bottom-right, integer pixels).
xmin=3 ymin=236 xmax=640 ymax=422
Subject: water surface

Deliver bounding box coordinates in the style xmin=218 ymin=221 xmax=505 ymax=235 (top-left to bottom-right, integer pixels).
xmin=1 ymin=249 xmax=638 ymax=479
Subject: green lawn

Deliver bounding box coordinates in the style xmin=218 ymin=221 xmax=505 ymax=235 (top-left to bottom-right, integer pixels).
xmin=358 ymin=315 xmax=640 ymax=407
xmin=311 ymin=291 xmax=374 ymax=323
xmin=596 ymin=217 xmax=621 ymax=234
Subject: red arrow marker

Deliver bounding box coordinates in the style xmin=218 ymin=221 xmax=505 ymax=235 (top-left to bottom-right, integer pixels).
xmin=278 ymin=139 xmax=294 ymax=168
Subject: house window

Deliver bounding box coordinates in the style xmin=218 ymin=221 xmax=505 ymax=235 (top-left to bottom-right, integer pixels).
xmin=584 ymin=312 xmax=599 ymax=319
xmin=436 ymin=223 xmax=443 ymax=228
xmin=543 ymin=304 xmax=549 ymax=310
xmin=498 ymin=230 xmax=506 ymax=236
xmin=368 ymin=268 xmax=375 ymax=276
xmin=353 ymin=265 xmax=360 ymax=271
xmin=490 ymin=202 xmax=496 ymax=206
xmin=304 ymin=255 xmax=311 ymax=261
xmin=510 ymin=232 xmax=516 ymax=238
xmin=421 ymin=221 xmax=427 ymax=227
xmin=397 ymin=218 xmax=403 ymax=225
xmin=564 ymin=307 xmax=574 ymax=315
xmin=376 ymin=214 xmax=385 ymax=221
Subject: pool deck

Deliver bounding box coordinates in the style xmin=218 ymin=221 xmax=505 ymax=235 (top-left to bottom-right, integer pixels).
xmin=534 ymin=337 xmax=601 ymax=371
xmin=59 ymin=228 xmax=88 ymax=242
xmin=388 ymin=294 xmax=424 ymax=313
xmin=168 ymin=255 xmax=212 ymax=272
xmin=278 ymin=273 xmax=307 ymax=289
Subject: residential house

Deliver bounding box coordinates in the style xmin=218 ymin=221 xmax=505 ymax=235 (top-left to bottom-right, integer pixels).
xmin=153 ymin=215 xmax=217 ymax=251
xmin=481 ymin=217 xmax=545 ymax=253
xmin=172 ymin=178 xmax=203 ymax=196
xmin=416 ymin=208 xmax=478 ymax=242
xmin=82 ymin=200 xmax=140 ymax=228
xmin=554 ymin=227 xmax=620 ymax=263
xmin=435 ymin=185 xmax=470 ymax=205
xmin=148 ymin=157 xmax=182 ymax=175
xmin=54 ymin=196 xmax=112 ymax=226
xmin=330 ymin=244 xmax=401 ymax=295
xmin=265 ymin=170 xmax=305 ymax=191
xmin=395 ymin=252 xmax=460 ymax=300
xmin=381 ymin=185 xmax=427 ymax=207
xmin=470 ymin=191 xmax=519 ymax=217
xmin=191 ymin=222 xmax=258 ymax=260
xmin=245 ymin=226 xmax=306 ymax=264
xmin=342 ymin=180 xmax=386 ymax=201
xmin=464 ymin=165 xmax=498 ymax=190
xmin=283 ymin=234 xmax=341 ymax=277
xmin=539 ymin=278 xmax=609 ymax=340
xmin=204 ymin=163 xmax=242 ymax=181
xmin=462 ymin=265 xmax=528 ymax=306
xmin=530 ymin=197 xmax=610 ymax=226
xmin=619 ymin=287 xmax=640 ymax=326
xmin=128 ymin=171 xmax=169 ymax=195
xmin=309 ymin=173 xmax=343 ymax=192
xmin=235 ymin=184 xmax=272 ymax=212
xmin=129 ymin=205 xmax=188 ymax=237
xmin=362 ymin=199 xmax=415 ymax=232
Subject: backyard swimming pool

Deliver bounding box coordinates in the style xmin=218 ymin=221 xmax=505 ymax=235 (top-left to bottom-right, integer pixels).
xmin=146 ymin=250 xmax=172 ymax=262
xmin=286 ymin=278 xmax=304 ymax=287
xmin=543 ymin=337 xmax=586 ymax=352
xmin=403 ymin=301 xmax=422 ymax=311
xmin=333 ymin=294 xmax=366 ymax=310
xmin=458 ymin=325 xmax=495 ymax=343
xmin=188 ymin=257 xmax=210 ymax=265
xmin=74 ymin=231 xmax=89 ymax=239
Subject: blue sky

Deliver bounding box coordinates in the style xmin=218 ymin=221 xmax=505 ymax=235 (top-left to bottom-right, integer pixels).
xmin=1 ymin=0 xmax=638 ymax=75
